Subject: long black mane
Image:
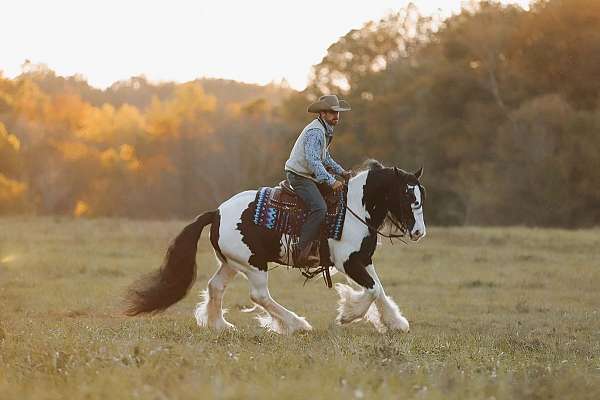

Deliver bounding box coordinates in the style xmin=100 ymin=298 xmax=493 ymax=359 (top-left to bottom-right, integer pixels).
xmin=359 ymin=159 xmax=419 ymax=238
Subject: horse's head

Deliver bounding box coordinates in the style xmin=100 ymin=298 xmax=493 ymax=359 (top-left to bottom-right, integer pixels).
xmin=389 ymin=166 xmax=426 ymax=242
xmin=359 ymin=160 xmax=426 ymax=242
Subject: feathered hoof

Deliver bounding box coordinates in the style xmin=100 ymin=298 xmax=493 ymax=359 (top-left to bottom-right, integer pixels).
xmin=257 ymin=312 xmax=313 ymax=335
xmin=194 ymin=290 xmax=236 ymax=331
xmin=212 ymin=318 xmax=237 ymax=332
xmin=335 ymin=283 xmax=372 ymax=325
xmin=195 ymin=311 xmax=236 ymax=332
xmin=387 ymin=315 xmax=410 ymax=333
xmin=380 ymin=295 xmax=410 ymax=333
xmin=365 ymin=296 xmax=410 ymax=333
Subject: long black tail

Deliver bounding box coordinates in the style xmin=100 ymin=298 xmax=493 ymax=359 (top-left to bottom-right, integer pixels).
xmin=124 ymin=211 xmax=216 ymax=316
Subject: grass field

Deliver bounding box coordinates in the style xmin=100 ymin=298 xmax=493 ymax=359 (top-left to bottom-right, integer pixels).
xmin=1 ymin=216 xmax=599 ymax=399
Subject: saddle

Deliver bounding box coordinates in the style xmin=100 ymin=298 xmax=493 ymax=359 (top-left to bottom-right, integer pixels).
xmin=276 ymin=180 xmax=340 ymax=210
xmin=252 ymin=180 xmax=347 ymax=241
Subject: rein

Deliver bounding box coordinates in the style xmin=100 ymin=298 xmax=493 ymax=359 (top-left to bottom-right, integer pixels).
xmin=345 ymin=205 xmax=408 ymax=243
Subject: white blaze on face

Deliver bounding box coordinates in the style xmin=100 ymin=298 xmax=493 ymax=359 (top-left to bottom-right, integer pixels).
xmin=409 ymin=185 xmax=426 ymax=240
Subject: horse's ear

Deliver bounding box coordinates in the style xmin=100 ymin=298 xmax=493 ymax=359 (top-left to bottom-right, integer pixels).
xmin=414 ymin=166 xmax=423 ymax=179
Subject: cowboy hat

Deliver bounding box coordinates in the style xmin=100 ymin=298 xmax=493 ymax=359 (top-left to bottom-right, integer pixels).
xmin=307 ymin=95 xmax=352 ymax=113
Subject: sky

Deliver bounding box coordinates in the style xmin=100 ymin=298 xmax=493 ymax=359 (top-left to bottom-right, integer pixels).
xmin=1 ymin=0 xmax=530 ymax=90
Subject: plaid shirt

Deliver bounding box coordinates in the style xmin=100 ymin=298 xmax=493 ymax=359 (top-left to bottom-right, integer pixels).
xmin=303 ymin=118 xmax=344 ymax=186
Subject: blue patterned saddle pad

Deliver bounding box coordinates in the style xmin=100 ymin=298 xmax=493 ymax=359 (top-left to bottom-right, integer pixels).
xmin=252 ymin=182 xmax=347 ymax=240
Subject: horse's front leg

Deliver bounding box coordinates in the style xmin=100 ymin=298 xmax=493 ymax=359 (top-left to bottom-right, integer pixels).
xmin=335 ymin=257 xmax=382 ymax=325
xmin=364 ymin=265 xmax=410 ymax=333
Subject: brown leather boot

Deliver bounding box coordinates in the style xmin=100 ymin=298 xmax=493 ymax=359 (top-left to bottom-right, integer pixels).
xmin=293 ymin=242 xmax=320 ymax=268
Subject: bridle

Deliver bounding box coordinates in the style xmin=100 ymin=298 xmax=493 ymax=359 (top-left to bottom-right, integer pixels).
xmin=342 ymin=180 xmax=418 ymax=243
xmin=345 ymin=204 xmax=408 ymax=243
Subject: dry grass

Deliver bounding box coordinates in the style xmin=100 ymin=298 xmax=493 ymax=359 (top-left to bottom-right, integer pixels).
xmin=1 ymin=216 xmax=600 ymax=399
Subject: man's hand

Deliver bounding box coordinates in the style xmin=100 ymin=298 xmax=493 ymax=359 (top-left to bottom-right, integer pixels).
xmin=332 ymin=180 xmax=344 ymax=191
xmin=341 ymin=170 xmax=353 ymax=181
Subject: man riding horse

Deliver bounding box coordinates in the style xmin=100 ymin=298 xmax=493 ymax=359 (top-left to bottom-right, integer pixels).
xmin=124 ymin=94 xmax=426 ymax=334
xmin=285 ymin=95 xmax=353 ymax=267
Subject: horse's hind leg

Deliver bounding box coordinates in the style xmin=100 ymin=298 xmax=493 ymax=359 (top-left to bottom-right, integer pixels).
xmin=195 ymin=260 xmax=238 ymax=331
xmin=243 ymin=268 xmax=312 ymax=334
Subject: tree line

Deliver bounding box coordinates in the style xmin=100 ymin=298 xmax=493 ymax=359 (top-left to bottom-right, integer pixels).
xmin=1 ymin=0 xmax=599 ymax=226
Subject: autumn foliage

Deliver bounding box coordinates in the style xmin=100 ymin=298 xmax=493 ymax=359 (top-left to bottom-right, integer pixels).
xmin=0 ymin=64 xmax=294 ymax=218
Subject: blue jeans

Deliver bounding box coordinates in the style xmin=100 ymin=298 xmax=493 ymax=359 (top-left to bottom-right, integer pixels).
xmin=286 ymin=171 xmax=327 ymax=248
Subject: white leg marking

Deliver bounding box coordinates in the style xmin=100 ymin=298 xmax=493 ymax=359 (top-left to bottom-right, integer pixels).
xmin=335 ymin=281 xmax=380 ymax=325
xmin=195 ymin=261 xmax=238 ymax=331
xmin=244 ymin=268 xmax=312 ymax=334
xmin=365 ymin=265 xmax=409 ymax=333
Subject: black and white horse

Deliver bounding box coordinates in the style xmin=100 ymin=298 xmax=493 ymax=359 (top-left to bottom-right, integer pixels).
xmin=125 ymin=160 xmax=426 ymax=334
